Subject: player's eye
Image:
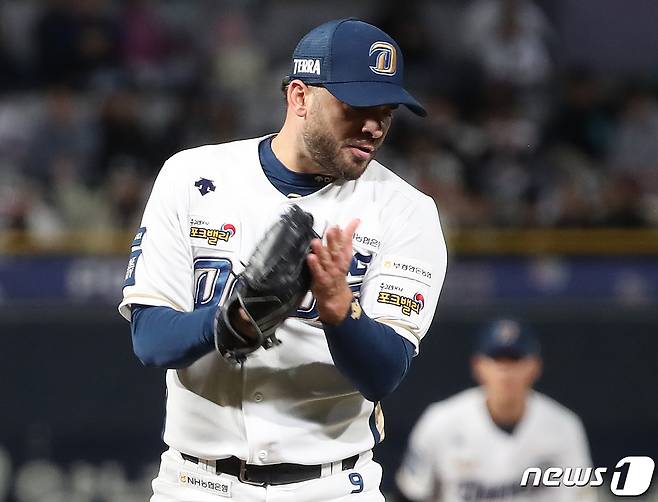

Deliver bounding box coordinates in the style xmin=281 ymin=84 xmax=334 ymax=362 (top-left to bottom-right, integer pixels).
xmin=382 ymin=105 xmax=396 ymax=119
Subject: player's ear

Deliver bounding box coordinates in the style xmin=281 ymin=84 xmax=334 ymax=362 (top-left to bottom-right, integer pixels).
xmin=287 ymin=79 xmax=311 ymax=118
xmin=471 ymin=356 xmax=484 ymax=385
xmin=528 ymin=356 xmax=543 ymax=384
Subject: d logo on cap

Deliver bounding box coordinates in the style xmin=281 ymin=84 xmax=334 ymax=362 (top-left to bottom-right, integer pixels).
xmin=369 ymin=42 xmax=397 ymax=76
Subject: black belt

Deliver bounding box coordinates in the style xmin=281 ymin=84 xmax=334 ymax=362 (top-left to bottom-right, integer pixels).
xmin=181 ymin=452 xmax=359 ymax=486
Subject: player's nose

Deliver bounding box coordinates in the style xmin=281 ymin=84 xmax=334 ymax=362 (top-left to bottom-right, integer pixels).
xmin=362 ymin=117 xmax=384 ymax=139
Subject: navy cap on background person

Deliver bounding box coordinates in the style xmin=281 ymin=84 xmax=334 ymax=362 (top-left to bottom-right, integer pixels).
xmin=475 ymin=319 xmax=541 ymax=359
xmin=287 ymin=18 xmax=427 ymax=116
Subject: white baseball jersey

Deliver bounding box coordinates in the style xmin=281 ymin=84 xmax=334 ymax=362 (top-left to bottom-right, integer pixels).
xmin=396 ymin=387 xmax=597 ymax=502
xmin=119 ymin=135 xmax=447 ymax=466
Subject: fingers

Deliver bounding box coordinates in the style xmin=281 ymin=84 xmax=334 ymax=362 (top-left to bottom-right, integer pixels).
xmin=309 ymin=238 xmax=338 ymax=288
xmin=325 ymin=218 xmax=360 ymax=268
xmin=311 ymin=237 xmax=334 ymax=272
xmin=345 ymin=218 xmax=361 ymax=240
xmin=308 ymin=219 xmax=360 ymax=322
xmin=307 ymin=252 xmax=330 ymax=286
xmin=342 ymin=218 xmax=360 ymax=261
xmin=310 ymin=219 xmax=360 ymax=283
xmin=325 ymin=226 xmax=337 ymax=253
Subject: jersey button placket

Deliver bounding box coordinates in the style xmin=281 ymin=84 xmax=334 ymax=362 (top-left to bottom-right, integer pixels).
xmin=242 ymin=366 xmax=271 ymax=464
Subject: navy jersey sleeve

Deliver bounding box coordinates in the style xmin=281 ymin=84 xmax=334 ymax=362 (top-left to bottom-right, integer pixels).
xmin=323 ymin=300 xmax=414 ymax=402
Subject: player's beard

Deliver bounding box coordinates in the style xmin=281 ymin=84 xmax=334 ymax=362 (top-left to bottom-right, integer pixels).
xmin=302 ymin=106 xmax=371 ymax=181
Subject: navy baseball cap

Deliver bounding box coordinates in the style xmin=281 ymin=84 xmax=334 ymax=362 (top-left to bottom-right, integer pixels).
xmin=475 ymin=319 xmax=541 ymax=359
xmin=287 ymin=18 xmax=427 ymax=117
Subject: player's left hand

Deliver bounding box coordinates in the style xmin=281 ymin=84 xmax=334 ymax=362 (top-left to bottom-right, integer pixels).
xmin=308 ymin=219 xmax=360 ymax=325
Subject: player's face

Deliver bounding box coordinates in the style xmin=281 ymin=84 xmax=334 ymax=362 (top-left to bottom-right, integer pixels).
xmin=302 ymin=87 xmax=395 ymax=180
xmin=473 ymin=356 xmax=541 ymax=403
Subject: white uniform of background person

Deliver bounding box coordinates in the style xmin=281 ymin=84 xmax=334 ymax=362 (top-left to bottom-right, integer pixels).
xmin=396 ymin=320 xmax=597 ymax=502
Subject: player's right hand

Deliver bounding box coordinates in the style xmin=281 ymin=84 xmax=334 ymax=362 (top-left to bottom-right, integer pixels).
xmin=307 ymin=219 xmax=360 ymax=325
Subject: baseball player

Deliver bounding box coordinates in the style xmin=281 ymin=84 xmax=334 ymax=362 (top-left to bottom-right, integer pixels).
xmin=119 ymin=18 xmax=447 ymax=501
xmin=396 ymin=319 xmax=597 ymax=502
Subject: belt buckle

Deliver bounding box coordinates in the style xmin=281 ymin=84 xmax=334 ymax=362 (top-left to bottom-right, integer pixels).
xmin=238 ymin=460 xmax=266 ymax=486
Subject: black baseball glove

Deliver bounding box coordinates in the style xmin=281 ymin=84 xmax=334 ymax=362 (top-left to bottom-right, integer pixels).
xmin=215 ymin=204 xmax=316 ymax=362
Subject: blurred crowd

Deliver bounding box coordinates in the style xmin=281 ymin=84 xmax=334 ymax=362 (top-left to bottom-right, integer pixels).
xmin=1 ymin=0 xmax=657 ymax=245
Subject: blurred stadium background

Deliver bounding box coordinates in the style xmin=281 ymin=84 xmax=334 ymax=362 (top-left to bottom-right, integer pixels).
xmin=0 ymin=0 xmax=657 ymax=500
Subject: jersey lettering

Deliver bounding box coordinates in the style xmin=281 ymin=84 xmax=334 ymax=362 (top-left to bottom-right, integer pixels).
xmin=458 ymin=479 xmax=545 ymax=501
xmin=293 ymin=58 xmax=321 ymax=75
xmin=348 ymin=252 xmax=372 ymax=295
xmin=193 ymin=258 xmax=232 ymax=308
xmin=123 ymin=249 xmax=142 ymax=287
xmin=349 ymin=472 xmax=364 ymax=493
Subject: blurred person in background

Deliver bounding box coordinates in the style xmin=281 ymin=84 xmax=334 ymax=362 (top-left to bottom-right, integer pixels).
xmin=609 ymin=83 xmax=658 ymax=195
xmin=396 ymin=131 xmax=488 ymax=230
xmin=543 ymin=68 xmax=614 ymax=162
xmin=210 ymin=10 xmax=266 ymax=95
xmin=95 ymin=88 xmax=156 ymax=181
xmin=599 ymin=173 xmax=647 ymax=227
xmin=462 ymin=0 xmax=552 ymax=54
xmin=0 ymin=170 xmax=63 ymax=246
xmin=34 ymin=0 xmax=120 ymax=88
xmin=396 ymin=319 xmax=596 ymax=502
xmin=0 ymin=23 xmax=21 ymax=91
xmin=118 ymin=0 xmax=169 ymax=86
xmin=25 ymin=85 xmax=97 ymax=185
xmin=461 ymin=0 xmax=553 ymax=100
xmin=49 ymin=154 xmax=147 ymax=235
xmin=102 ymin=156 xmax=148 ymax=230
xmin=165 ymin=91 xmax=241 ymax=151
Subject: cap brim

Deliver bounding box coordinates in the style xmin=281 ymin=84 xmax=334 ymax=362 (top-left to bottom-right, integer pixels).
xmin=482 ymin=347 xmax=526 ymax=359
xmin=324 ymin=81 xmax=427 ymax=117
xmin=478 ymin=345 xmax=537 ymax=359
